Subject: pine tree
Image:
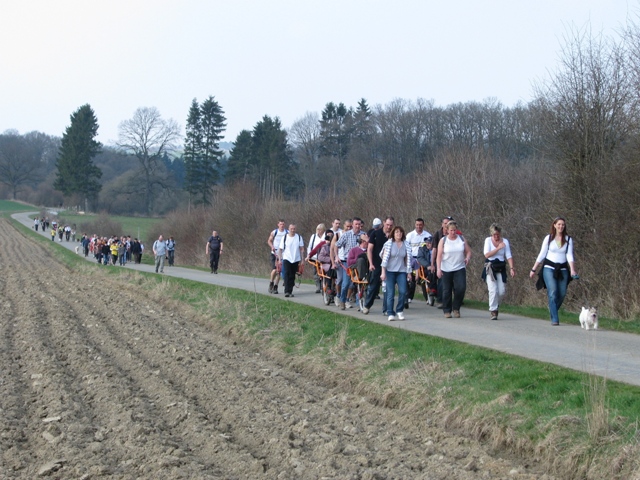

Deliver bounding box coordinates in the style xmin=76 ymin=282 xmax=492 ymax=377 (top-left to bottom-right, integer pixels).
xmin=54 ymin=104 xmax=102 ymax=209
xmin=183 ymin=99 xmax=203 ymax=203
xmin=183 ymin=96 xmax=226 ymax=205
xmin=225 ymin=130 xmax=253 ymax=184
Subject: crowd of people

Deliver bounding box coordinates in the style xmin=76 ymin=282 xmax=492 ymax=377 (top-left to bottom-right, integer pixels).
xmin=266 ymin=215 xmax=578 ymax=325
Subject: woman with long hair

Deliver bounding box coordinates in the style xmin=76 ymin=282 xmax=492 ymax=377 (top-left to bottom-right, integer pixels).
xmin=529 ymin=217 xmax=577 ymax=326
xmin=380 ymin=226 xmax=411 ymax=321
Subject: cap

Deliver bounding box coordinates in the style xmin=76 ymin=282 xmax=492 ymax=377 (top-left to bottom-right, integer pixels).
xmin=372 ymin=218 xmax=382 ymax=227
xmin=424 ymin=236 xmax=433 ymax=242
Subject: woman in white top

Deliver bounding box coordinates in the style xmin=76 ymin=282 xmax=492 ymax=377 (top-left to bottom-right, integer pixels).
xmin=529 ymin=217 xmax=577 ymax=326
xmin=483 ymin=224 xmax=515 ymax=320
xmin=436 ymin=221 xmax=471 ymax=318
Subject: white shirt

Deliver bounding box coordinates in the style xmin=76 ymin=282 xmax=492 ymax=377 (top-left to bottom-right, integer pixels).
xmin=535 ymin=235 xmax=574 ymax=267
xmin=441 ymin=236 xmax=466 ymax=272
xmin=279 ymin=233 xmax=304 ymax=263
xmin=406 ymin=229 xmax=432 ymax=257
xmin=483 ymin=237 xmax=513 ymax=261
xmin=307 ymin=233 xmax=324 ymax=260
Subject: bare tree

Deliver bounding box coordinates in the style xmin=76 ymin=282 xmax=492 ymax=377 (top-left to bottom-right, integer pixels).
xmin=0 ymin=130 xmax=44 ymax=199
xmin=117 ymin=107 xmax=181 ymax=215
xmin=288 ymin=112 xmax=322 ymax=192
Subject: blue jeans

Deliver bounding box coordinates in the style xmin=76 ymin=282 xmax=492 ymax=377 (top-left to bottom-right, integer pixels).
xmin=385 ymin=271 xmax=408 ymax=316
xmin=339 ymin=261 xmax=353 ymax=304
xmin=542 ymin=267 xmax=568 ymax=324
xmin=441 ymin=268 xmax=466 ymax=313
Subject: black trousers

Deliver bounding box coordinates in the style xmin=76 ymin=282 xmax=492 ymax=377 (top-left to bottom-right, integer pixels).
xmin=283 ymin=260 xmax=299 ymax=294
xmin=209 ymin=251 xmax=220 ymax=272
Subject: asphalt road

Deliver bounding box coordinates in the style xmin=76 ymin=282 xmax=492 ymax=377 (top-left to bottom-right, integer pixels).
xmin=13 ymin=212 xmax=640 ymax=387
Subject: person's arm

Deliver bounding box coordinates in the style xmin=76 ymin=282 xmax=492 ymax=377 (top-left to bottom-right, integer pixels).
xmin=219 ymin=240 xmax=223 ymax=254
xmin=205 ymin=240 xmax=209 ymax=255
xmin=436 ymin=238 xmax=445 ymax=278
xmin=330 ymin=235 xmax=339 ymax=268
xmin=267 ymin=230 xmax=275 ymax=252
xmin=530 ymin=236 xmax=549 ymax=279
xmin=367 ymin=242 xmax=375 ymax=271
xmin=464 ymin=240 xmax=472 ymax=266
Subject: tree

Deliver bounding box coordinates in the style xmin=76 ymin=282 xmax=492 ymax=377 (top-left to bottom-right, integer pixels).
xmin=54 ymin=104 xmax=102 ymax=210
xmin=117 ymin=107 xmax=181 ymax=215
xmin=251 ymin=115 xmax=299 ymax=198
xmin=0 ymin=130 xmax=44 ymax=199
xmin=225 ymin=130 xmax=253 ymax=185
xmin=288 ymin=112 xmax=322 ymax=191
xmin=182 ymin=97 xmax=226 ymax=206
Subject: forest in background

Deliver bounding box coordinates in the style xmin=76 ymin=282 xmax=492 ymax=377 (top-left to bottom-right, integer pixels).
xmin=2 ymin=25 xmax=640 ymax=319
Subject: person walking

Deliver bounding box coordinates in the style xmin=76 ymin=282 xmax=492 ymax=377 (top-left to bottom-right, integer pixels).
xmin=380 ymin=226 xmax=411 ymax=321
xmin=152 ymin=235 xmax=167 ymax=273
xmin=205 ymin=231 xmax=223 ymax=274
xmin=529 ymin=217 xmax=577 ymax=326
xmin=277 ymin=224 xmax=305 ymax=298
xmin=267 ymin=220 xmax=288 ymax=294
xmin=436 ymin=221 xmax=471 ymax=318
xmin=307 ymin=223 xmax=326 ymax=293
xmin=483 ymin=224 xmax=515 ymax=320
xmin=166 ymin=236 xmax=176 ymax=266
xmin=362 ymin=216 xmax=394 ymax=315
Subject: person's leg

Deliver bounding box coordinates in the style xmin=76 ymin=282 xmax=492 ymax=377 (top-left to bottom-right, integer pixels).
xmin=339 ymin=266 xmax=353 ymax=306
xmin=486 ymin=274 xmax=499 ymax=312
xmin=543 ymin=268 xmax=561 ymax=324
xmin=441 ymin=271 xmax=453 ymax=314
xmin=364 ymin=266 xmax=381 ymax=309
xmin=496 ymin=275 xmax=506 ymax=310
xmin=451 ymin=268 xmax=467 ymax=312
xmin=155 ymin=255 xmax=160 ymax=272
xmin=283 ymin=260 xmax=294 ymax=294
xmin=212 ymin=251 xmax=220 ymax=272
xmin=396 ymin=272 xmax=407 ymax=314
xmin=159 ymin=254 xmax=165 ymax=272
xmin=385 ymin=271 xmax=398 ymax=317
xmin=556 ymin=270 xmax=569 ymax=310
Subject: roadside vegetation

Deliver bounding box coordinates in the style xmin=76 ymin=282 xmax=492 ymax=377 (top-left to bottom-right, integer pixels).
xmin=10 ymin=215 xmax=640 ymax=479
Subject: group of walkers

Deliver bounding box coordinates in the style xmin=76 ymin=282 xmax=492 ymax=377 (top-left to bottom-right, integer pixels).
xmin=266 ymin=215 xmax=578 ymax=325
xmin=82 ymin=234 xmax=145 ymax=266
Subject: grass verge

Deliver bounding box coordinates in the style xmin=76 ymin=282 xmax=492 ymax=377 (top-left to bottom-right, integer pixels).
xmin=11 ymin=216 xmax=640 ymax=479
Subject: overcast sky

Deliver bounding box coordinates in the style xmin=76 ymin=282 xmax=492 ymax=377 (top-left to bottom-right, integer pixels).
xmin=1 ymin=0 xmax=636 ymax=146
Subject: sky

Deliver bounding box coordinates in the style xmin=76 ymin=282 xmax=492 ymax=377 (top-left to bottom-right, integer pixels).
xmin=1 ymin=0 xmax=636 ymax=146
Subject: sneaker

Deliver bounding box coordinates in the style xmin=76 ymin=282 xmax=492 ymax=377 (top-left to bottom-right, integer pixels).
xmin=490 ymin=311 xmax=498 ymax=320
xmin=436 ymin=303 xmax=443 ymax=309
xmin=284 ymin=293 xmax=290 ymax=297
xmin=273 ymin=286 xmax=278 ymax=294
xmin=408 ymin=298 xmax=412 ymax=303
xmin=444 ymin=312 xmax=452 ymax=318
xmin=362 ymin=307 xmax=369 ymax=315
xmin=453 ymin=310 xmax=460 ymax=318
xmin=268 ymin=282 xmax=274 ymax=293
xmin=289 ymin=294 xmax=294 ymax=298
xmin=397 ymin=312 xmax=405 ymax=320
xmin=315 ymin=288 xmax=321 ymax=294
xmin=345 ymin=302 xmax=353 ymax=309
xmin=339 ymin=301 xmax=346 ymax=310
xmin=388 ymin=315 xmax=396 ymax=321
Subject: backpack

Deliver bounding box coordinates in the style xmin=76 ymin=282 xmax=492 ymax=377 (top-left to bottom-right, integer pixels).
xmin=208 ymin=236 xmax=221 ymax=251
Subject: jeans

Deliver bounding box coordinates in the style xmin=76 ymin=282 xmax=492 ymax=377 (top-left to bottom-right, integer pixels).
xmin=283 ymin=260 xmax=299 ymax=294
xmin=542 ymin=267 xmax=568 ymax=324
xmin=441 ymin=268 xmax=466 ymax=313
xmin=339 ymin=261 xmax=353 ymax=304
xmin=167 ymin=250 xmax=175 ymax=266
xmin=385 ymin=270 xmax=408 ymax=316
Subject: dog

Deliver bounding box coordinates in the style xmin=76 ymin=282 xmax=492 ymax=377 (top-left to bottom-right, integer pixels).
xmin=74 ymin=246 xmax=80 ymax=255
xmin=579 ymin=306 xmax=598 ymax=330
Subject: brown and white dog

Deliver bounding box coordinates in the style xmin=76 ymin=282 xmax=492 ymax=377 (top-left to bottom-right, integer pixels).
xmin=579 ymin=306 xmax=598 ymax=331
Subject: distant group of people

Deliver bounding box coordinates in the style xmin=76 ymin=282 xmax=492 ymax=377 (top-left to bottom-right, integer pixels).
xmin=84 ymin=234 xmax=143 ymax=266
xmin=265 ymin=215 xmax=578 ymax=326
xmin=37 ymin=216 xmax=76 ymax=243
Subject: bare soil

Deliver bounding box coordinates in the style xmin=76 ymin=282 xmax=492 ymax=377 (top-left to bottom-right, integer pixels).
xmin=0 ymin=220 xmax=551 ymax=479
